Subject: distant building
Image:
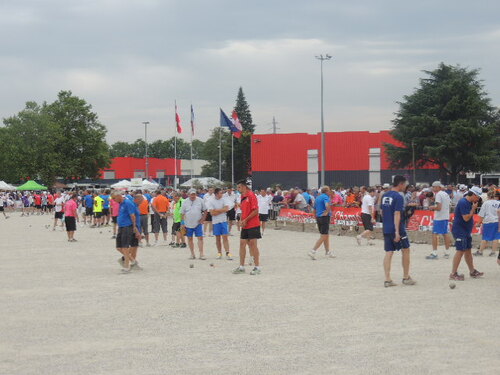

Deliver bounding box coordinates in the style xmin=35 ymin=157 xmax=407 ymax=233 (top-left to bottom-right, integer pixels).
xmin=250 ymin=131 xmax=440 ymax=189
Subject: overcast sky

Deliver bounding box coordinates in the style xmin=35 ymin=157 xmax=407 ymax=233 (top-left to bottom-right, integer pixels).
xmin=1 ymin=0 xmax=499 ymax=143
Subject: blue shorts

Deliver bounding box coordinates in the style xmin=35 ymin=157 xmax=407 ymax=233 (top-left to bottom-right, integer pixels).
xmin=454 ymin=234 xmax=472 ymax=251
xmin=383 ymin=232 xmax=410 ymax=252
xmin=213 ymin=222 xmax=229 ymax=236
xmin=186 ymin=224 xmax=203 ymax=238
xmin=482 ymin=222 xmax=500 ymax=242
xmin=432 ymin=219 xmax=449 ymax=234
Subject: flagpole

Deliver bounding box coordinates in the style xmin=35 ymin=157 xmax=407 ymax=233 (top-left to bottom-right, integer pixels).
xmin=174 ymin=100 xmax=177 ymax=190
xmin=218 ymin=126 xmax=222 ymax=181
xmin=231 ymin=135 xmax=234 ymax=186
xmin=190 ymin=104 xmax=193 ymax=180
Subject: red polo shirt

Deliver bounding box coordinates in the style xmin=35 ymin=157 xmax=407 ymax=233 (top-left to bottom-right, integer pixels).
xmin=240 ymin=190 xmax=260 ymax=229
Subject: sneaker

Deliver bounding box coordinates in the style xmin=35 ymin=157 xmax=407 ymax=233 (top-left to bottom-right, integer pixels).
xmin=384 ymin=280 xmax=397 ymax=288
xmin=174 ymin=243 xmax=180 ymax=248
xmin=226 ymin=253 xmax=233 ymax=260
xmin=325 ymin=251 xmax=336 ymax=258
xmin=180 ymin=243 xmax=187 ymax=248
xmin=199 ymin=255 xmax=207 ymax=260
xmin=473 ymin=251 xmax=483 ymax=257
xmin=425 ymin=254 xmax=438 ymax=260
xmin=488 ymin=252 xmax=496 ymax=257
xmin=449 ymin=272 xmax=465 ymax=281
xmin=217 ymin=253 xmax=223 ymax=260
xmin=250 ymin=267 xmax=261 ymax=275
xmin=189 ymin=255 xmax=196 ymax=260
xmin=111 ymin=235 xmax=116 ymax=239
xmin=168 ymin=242 xmax=175 ymax=246
xmin=146 ymin=243 xmax=151 ymax=247
xmin=402 ymin=277 xmax=417 ymax=286
xmin=232 ymin=266 xmax=245 ymax=274
xmin=356 ymin=235 xmax=362 ymax=246
xmin=121 ymin=268 xmax=131 ymax=274
xmin=308 ymin=250 xmax=317 ymax=260
xmin=443 ymin=253 xmax=450 ymax=259
xmin=131 ymin=262 xmax=143 ymax=271
xmin=117 ymin=257 xmax=125 ymax=267
xmin=470 ymin=269 xmax=484 ymax=278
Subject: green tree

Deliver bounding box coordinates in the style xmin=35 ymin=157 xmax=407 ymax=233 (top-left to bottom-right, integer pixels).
xmin=231 ymin=87 xmax=255 ymax=181
xmin=111 ymin=138 xmax=206 ymax=160
xmin=201 ymin=128 xmax=232 ymax=179
xmin=110 ymin=141 xmax=134 ymax=157
xmin=385 ymin=63 xmax=500 ymax=183
xmin=45 ymin=91 xmax=110 ymax=181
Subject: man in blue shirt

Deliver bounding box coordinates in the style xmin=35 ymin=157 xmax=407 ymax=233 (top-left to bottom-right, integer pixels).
xmin=112 ymin=192 xmax=141 ymax=274
xmin=308 ymin=186 xmax=335 ymax=260
xmin=381 ymin=175 xmax=416 ymax=287
xmin=100 ymin=189 xmax=111 ymax=226
xmin=83 ymin=191 xmax=94 ymax=225
xmin=450 ymin=186 xmax=483 ymax=281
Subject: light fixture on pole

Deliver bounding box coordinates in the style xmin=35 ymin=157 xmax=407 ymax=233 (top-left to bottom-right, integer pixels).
xmin=315 ymin=54 xmax=332 ymax=187
xmin=142 ymin=121 xmax=150 ymax=180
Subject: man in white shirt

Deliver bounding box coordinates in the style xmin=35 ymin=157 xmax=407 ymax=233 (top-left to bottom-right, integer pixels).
xmin=223 ymin=187 xmax=237 ymax=234
xmin=257 ymin=188 xmax=273 ymax=235
xmin=203 ymin=187 xmax=214 ymax=236
xmin=474 ymin=190 xmax=499 ymax=257
xmin=426 ymin=181 xmax=452 ymax=259
xmin=293 ymin=189 xmax=308 ymax=211
xmin=53 ymin=193 xmax=65 ymax=230
xmin=356 ymin=188 xmax=376 ymax=245
xmin=207 ymin=188 xmax=233 ymax=260
xmin=182 ymin=189 xmax=207 ymax=260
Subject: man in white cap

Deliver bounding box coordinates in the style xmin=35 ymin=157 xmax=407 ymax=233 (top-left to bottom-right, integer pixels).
xmin=452 ymin=184 xmax=467 ymax=207
xmin=449 ymin=186 xmax=484 ymax=281
xmin=426 ymin=181 xmax=452 ymax=259
xmin=181 ymin=189 xmax=207 ymax=260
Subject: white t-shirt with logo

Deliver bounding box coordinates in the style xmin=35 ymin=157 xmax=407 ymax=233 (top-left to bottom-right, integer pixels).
xmin=206 ymin=197 xmax=230 ymax=224
xmin=54 ymin=197 xmax=65 ymax=213
xmin=361 ymin=194 xmax=375 ymax=215
xmin=257 ymin=194 xmax=272 ymax=214
xmin=478 ymin=200 xmax=500 ymax=224
xmin=434 ymin=190 xmax=451 ymax=221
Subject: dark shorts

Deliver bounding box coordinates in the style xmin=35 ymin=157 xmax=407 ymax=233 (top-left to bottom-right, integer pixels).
xmin=384 ymin=233 xmax=410 ymax=252
xmin=0 ymin=206 xmax=3 ymax=212
xmin=102 ymin=208 xmax=110 ymax=216
xmin=205 ymin=212 xmax=212 ymax=222
xmin=35 ymin=205 xmax=41 ymax=209
xmin=227 ymin=208 xmax=236 ymax=221
xmin=112 ymin=216 xmax=117 ymax=223
xmin=94 ymin=212 xmax=103 ymax=218
xmin=140 ymin=215 xmax=149 ymax=235
xmin=241 ymin=226 xmax=262 ymax=240
xmin=152 ymin=214 xmax=168 ymax=233
xmin=236 ymin=213 xmax=241 ymax=221
xmin=172 ymin=222 xmax=181 ymax=233
xmin=65 ymin=217 xmax=76 ymax=232
xmin=85 ymin=207 xmax=93 ymax=216
xmin=259 ymin=214 xmax=269 ymax=222
xmin=361 ymin=213 xmax=374 ymax=231
xmin=55 ymin=212 xmax=64 ymax=219
xmin=316 ymin=216 xmax=330 ymax=235
xmin=453 ymin=234 xmax=472 ymax=251
xmin=116 ymin=225 xmax=138 ymax=248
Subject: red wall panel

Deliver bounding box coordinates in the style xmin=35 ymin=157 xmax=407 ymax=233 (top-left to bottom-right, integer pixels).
xmin=101 ymin=157 xmax=181 ymax=179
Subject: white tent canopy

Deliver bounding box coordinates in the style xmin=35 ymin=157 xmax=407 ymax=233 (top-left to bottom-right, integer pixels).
xmin=0 ymin=181 xmax=16 ymax=190
xmin=180 ymin=177 xmax=224 ymax=188
xmin=111 ymin=179 xmax=159 ymax=191
xmin=110 ymin=180 xmax=132 ymax=189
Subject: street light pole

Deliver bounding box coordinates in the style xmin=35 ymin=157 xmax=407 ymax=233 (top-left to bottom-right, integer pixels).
xmin=142 ymin=121 xmax=150 ymax=180
xmin=315 ymin=54 xmax=331 ymax=187
xmin=412 ymin=140 xmax=416 ymax=185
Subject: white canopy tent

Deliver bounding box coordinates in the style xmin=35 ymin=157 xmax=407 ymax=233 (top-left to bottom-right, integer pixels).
xmin=111 ymin=179 xmax=159 ymax=191
xmin=0 ymin=181 xmax=16 ymax=190
xmin=180 ymin=177 xmax=224 ymax=188
xmin=110 ymin=180 xmax=132 ymax=189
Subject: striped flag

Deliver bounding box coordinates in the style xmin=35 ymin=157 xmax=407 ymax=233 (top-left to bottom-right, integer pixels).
xmin=190 ymin=105 xmax=195 ymax=136
xmin=231 ymin=110 xmax=242 ymax=138
xmin=175 ymin=101 xmax=182 ymax=134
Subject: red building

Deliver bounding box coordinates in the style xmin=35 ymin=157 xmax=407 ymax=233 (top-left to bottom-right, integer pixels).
xmin=101 ymin=157 xmax=181 ymax=182
xmin=251 ymin=131 xmax=440 ymax=188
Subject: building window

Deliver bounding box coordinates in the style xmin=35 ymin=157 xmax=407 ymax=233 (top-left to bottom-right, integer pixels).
xmin=156 ymin=170 xmax=165 ymax=178
xmin=104 ymin=171 xmax=115 ymax=179
xmin=134 ymin=170 xmax=145 ymax=178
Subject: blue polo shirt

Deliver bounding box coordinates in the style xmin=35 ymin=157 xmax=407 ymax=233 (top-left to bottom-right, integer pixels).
xmin=314 ymin=193 xmax=330 ymax=217
xmin=100 ymin=194 xmax=110 ymax=209
xmin=452 ymin=198 xmax=474 ymax=237
xmin=303 ymin=192 xmax=311 ymax=205
xmin=381 ymin=190 xmax=405 ymax=234
xmin=84 ymin=195 xmax=93 ymax=208
xmin=118 ymin=198 xmax=141 ymax=229
xmin=144 ymin=193 xmax=152 ymax=202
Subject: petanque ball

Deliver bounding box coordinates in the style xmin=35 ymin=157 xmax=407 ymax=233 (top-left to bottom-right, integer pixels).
xmin=449 ymin=282 xmax=456 ymax=289
xmin=189 ymin=264 xmax=194 ymax=268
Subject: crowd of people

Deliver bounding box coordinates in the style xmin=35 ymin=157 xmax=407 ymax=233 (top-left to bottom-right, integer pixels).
xmin=1 ymin=178 xmax=498 ymax=284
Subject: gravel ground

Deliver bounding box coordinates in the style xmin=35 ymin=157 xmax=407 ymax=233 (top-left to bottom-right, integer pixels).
xmin=1 ymin=214 xmax=499 ymax=375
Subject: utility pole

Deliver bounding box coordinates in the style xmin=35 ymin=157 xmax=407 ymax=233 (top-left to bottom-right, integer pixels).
xmin=272 ymin=116 xmax=278 ymax=134
xmin=142 ymin=121 xmax=150 ymax=180
xmin=315 ymin=54 xmax=332 ymax=187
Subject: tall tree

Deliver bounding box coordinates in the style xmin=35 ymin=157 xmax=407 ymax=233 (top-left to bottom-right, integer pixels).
xmin=45 ymin=91 xmax=110 ymax=181
xmin=110 ymin=138 xmax=205 ymax=159
xmin=386 ymin=63 xmax=500 ymax=183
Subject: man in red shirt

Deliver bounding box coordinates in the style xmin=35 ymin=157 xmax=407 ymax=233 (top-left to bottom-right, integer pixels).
xmin=233 ymin=179 xmax=262 ymax=275
xmin=47 ymin=192 xmax=55 ymax=213
xmin=34 ymin=192 xmax=42 ymax=215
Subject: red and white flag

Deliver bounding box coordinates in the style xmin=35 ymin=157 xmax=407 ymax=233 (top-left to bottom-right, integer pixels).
xmin=175 ymin=101 xmax=183 ymax=134
xmin=231 ymin=110 xmax=242 ymax=138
